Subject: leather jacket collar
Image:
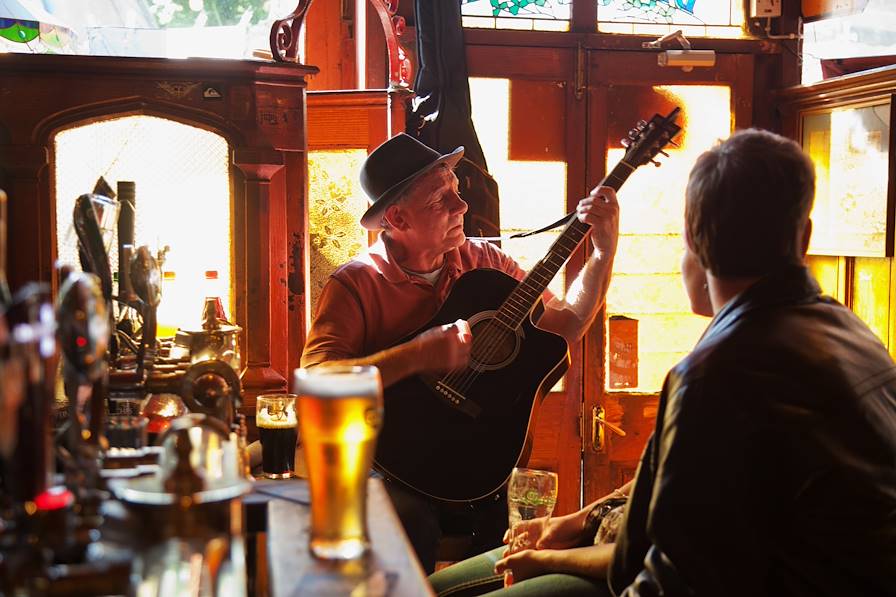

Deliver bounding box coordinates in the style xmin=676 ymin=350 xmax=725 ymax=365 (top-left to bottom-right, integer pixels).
xmin=700 ymin=264 xmax=821 ymax=347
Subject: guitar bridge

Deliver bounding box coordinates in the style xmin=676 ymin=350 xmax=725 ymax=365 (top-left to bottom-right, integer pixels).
xmin=434 ymin=381 xmax=482 ymax=419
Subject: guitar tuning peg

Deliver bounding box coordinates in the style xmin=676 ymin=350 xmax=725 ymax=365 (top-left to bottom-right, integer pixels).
xmin=637 ymin=119 xmax=648 ymax=128
xmin=650 ymin=159 xmax=662 ymax=167
xmin=658 ymin=149 xmax=669 ymax=157
xmin=667 ymin=139 xmax=680 ymax=148
xmin=620 ymin=138 xmax=631 ymax=147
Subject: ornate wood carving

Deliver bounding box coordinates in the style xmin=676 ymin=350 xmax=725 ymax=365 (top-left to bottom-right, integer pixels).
xmin=368 ymin=0 xmax=413 ymax=90
xmin=270 ymin=0 xmax=315 ymax=62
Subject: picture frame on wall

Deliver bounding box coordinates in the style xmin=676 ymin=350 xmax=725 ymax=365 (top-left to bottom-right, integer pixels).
xmin=801 ymin=96 xmax=895 ymax=257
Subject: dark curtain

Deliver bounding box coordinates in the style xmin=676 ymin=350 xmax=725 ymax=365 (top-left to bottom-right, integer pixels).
xmin=410 ymin=0 xmax=500 ymax=238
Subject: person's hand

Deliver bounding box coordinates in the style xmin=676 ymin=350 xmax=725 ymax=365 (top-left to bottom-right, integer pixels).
xmin=413 ymin=319 xmax=472 ymax=374
xmin=502 ymin=509 xmax=589 ymax=556
xmin=578 ymin=185 xmax=619 ymax=259
xmin=494 ymin=549 xmax=552 ymax=587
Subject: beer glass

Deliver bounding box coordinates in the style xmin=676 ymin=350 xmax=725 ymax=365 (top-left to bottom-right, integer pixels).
xmin=256 ymin=394 xmax=298 ymax=479
xmin=293 ymin=366 xmax=383 ymax=560
xmin=505 ymin=467 xmax=558 ymax=585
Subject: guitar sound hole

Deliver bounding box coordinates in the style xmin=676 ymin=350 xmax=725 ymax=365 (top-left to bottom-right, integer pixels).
xmin=469 ymin=315 xmax=520 ymax=371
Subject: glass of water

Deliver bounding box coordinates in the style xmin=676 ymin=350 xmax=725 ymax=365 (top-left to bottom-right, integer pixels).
xmin=506 ymin=467 xmax=558 ymax=553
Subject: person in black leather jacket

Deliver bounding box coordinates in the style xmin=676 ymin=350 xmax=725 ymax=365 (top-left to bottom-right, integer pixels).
xmin=609 ymin=128 xmax=896 ymax=596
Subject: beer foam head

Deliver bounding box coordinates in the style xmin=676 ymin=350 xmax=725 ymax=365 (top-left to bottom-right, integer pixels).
xmin=257 ymin=399 xmax=297 ymax=428
xmin=293 ymin=366 xmax=382 ymax=399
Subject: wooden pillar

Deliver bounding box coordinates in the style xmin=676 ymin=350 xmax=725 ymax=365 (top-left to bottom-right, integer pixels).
xmin=4 ymin=144 xmax=50 ymax=291
xmin=234 ymin=148 xmax=288 ymax=401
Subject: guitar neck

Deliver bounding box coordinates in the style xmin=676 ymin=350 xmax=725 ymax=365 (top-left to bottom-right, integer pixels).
xmin=496 ymin=159 xmax=635 ymax=330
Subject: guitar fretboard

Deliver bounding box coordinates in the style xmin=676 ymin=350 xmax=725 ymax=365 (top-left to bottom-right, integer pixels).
xmin=495 ymin=160 xmax=635 ymax=330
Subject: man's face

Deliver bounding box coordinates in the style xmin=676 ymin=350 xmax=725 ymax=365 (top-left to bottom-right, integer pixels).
xmin=392 ymin=166 xmax=468 ymax=255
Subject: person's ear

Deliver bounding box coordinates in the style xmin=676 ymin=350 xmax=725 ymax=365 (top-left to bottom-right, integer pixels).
xmin=800 ymin=218 xmax=812 ymax=257
xmin=384 ymin=203 xmax=408 ymax=231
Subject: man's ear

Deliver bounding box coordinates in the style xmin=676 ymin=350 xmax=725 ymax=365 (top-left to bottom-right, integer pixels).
xmin=800 ymin=218 xmax=812 ymax=257
xmin=384 ymin=203 xmax=407 ymax=231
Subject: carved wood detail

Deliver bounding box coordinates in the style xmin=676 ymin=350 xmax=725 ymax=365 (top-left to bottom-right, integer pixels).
xmin=367 ymin=0 xmax=413 ymax=90
xmin=270 ymin=0 xmax=315 ymax=62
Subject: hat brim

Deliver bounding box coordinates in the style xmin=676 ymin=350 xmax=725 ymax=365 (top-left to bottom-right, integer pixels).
xmin=360 ymin=146 xmax=465 ymax=230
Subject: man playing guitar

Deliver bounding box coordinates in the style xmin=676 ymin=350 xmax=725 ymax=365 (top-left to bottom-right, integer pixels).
xmin=301 ymin=132 xmax=619 ymax=574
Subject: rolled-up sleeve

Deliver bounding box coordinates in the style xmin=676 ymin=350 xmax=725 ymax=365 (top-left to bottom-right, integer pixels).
xmin=300 ymin=277 xmax=366 ymax=367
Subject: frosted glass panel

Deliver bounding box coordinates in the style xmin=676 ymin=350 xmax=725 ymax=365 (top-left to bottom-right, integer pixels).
xmin=469 ymin=77 xmax=568 ymax=300
xmin=606 ymin=85 xmax=731 ymax=392
xmin=308 ymin=149 xmax=369 ymax=312
xmin=54 ymin=115 xmax=231 ymax=333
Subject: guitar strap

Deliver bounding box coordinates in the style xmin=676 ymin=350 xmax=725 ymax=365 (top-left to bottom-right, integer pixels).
xmin=467 ymin=210 xmax=576 ymax=242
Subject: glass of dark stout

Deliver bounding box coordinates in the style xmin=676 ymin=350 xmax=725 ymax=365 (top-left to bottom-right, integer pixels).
xmin=256 ymin=394 xmax=298 ymax=479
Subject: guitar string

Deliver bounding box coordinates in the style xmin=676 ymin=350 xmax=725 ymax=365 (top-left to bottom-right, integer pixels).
xmin=439 ymin=168 xmax=633 ymax=399
xmin=445 ymin=225 xmax=588 ymax=396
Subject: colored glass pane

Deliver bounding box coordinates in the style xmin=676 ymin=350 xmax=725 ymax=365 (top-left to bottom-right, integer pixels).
xmin=597 ymin=0 xmax=745 ymax=38
xmin=0 ymin=19 xmax=39 ymax=43
xmin=462 ymin=0 xmax=570 ymax=31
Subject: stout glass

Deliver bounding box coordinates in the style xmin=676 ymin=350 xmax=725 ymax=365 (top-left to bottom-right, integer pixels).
xmin=256 ymin=394 xmax=298 ymax=479
xmin=293 ymin=366 xmax=383 ymax=560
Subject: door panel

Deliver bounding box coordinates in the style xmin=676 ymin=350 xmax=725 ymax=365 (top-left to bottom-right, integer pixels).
xmin=467 ymin=45 xmax=754 ymax=513
xmin=583 ymin=51 xmax=751 ymax=505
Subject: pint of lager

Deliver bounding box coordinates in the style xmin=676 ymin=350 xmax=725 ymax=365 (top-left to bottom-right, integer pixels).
xmin=256 ymin=394 xmax=298 ymax=479
xmin=293 ymin=366 xmax=383 ymax=560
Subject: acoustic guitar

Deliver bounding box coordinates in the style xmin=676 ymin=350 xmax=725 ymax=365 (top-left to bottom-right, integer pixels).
xmin=374 ymin=108 xmax=682 ymax=502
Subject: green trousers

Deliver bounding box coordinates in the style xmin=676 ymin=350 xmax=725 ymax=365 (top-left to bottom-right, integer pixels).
xmin=428 ymin=547 xmax=612 ymax=597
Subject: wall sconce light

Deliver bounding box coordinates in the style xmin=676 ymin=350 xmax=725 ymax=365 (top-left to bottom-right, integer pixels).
xmin=643 ymin=30 xmax=716 ymax=72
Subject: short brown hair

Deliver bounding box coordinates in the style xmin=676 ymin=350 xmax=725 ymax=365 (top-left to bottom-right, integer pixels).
xmin=685 ymin=128 xmax=816 ymax=277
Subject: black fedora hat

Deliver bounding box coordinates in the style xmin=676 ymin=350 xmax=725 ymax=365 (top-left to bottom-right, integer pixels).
xmin=359 ymin=133 xmax=464 ymax=230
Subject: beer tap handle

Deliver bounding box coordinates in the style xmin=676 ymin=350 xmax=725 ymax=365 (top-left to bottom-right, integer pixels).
xmin=131 ymin=247 xmax=161 ymax=377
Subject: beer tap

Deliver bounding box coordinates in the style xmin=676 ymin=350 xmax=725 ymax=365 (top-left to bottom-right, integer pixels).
xmin=56 ymin=270 xmax=111 ymax=538
xmin=130 ymin=246 xmax=162 ymax=378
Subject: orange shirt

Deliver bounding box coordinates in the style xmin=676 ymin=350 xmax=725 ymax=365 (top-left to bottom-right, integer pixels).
xmin=300 ymin=237 xmax=527 ymax=367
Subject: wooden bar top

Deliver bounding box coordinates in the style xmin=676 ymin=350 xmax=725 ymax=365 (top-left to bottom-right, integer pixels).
xmin=267 ymin=478 xmax=434 ymax=597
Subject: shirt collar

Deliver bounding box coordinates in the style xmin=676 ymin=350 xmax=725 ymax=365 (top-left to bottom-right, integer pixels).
xmin=367 ymin=234 xmax=464 ymax=285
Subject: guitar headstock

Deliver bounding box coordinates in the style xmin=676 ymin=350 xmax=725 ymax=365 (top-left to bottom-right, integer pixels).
xmin=621 ymin=107 xmax=682 ymax=169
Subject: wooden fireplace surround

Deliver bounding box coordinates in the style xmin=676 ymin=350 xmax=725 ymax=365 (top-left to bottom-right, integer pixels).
xmin=0 ymin=53 xmax=318 ymax=412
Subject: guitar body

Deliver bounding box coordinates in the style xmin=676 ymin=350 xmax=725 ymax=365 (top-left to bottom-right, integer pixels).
xmin=374 ymin=268 xmax=570 ymax=502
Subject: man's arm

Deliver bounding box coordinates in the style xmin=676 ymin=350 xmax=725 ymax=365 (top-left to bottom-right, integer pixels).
xmin=309 ymin=320 xmax=471 ymax=389
xmin=536 ymin=186 xmax=619 ymax=345
xmin=301 ymin=274 xmax=472 ymax=388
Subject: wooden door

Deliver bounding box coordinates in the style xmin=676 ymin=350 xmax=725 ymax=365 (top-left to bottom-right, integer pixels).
xmin=582 ymin=51 xmax=754 ymax=504
xmin=466 ymin=45 xmax=588 ymax=516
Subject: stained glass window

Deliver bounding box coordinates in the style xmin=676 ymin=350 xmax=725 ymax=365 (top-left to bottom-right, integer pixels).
xmin=462 ymin=0 xmax=571 ymax=31
xmin=597 ymin=0 xmax=745 ymax=38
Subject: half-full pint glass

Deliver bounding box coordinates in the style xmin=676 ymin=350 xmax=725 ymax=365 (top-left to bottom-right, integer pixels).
xmin=293 ymin=366 xmax=383 ymax=560
xmin=256 ymin=394 xmax=298 ymax=479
